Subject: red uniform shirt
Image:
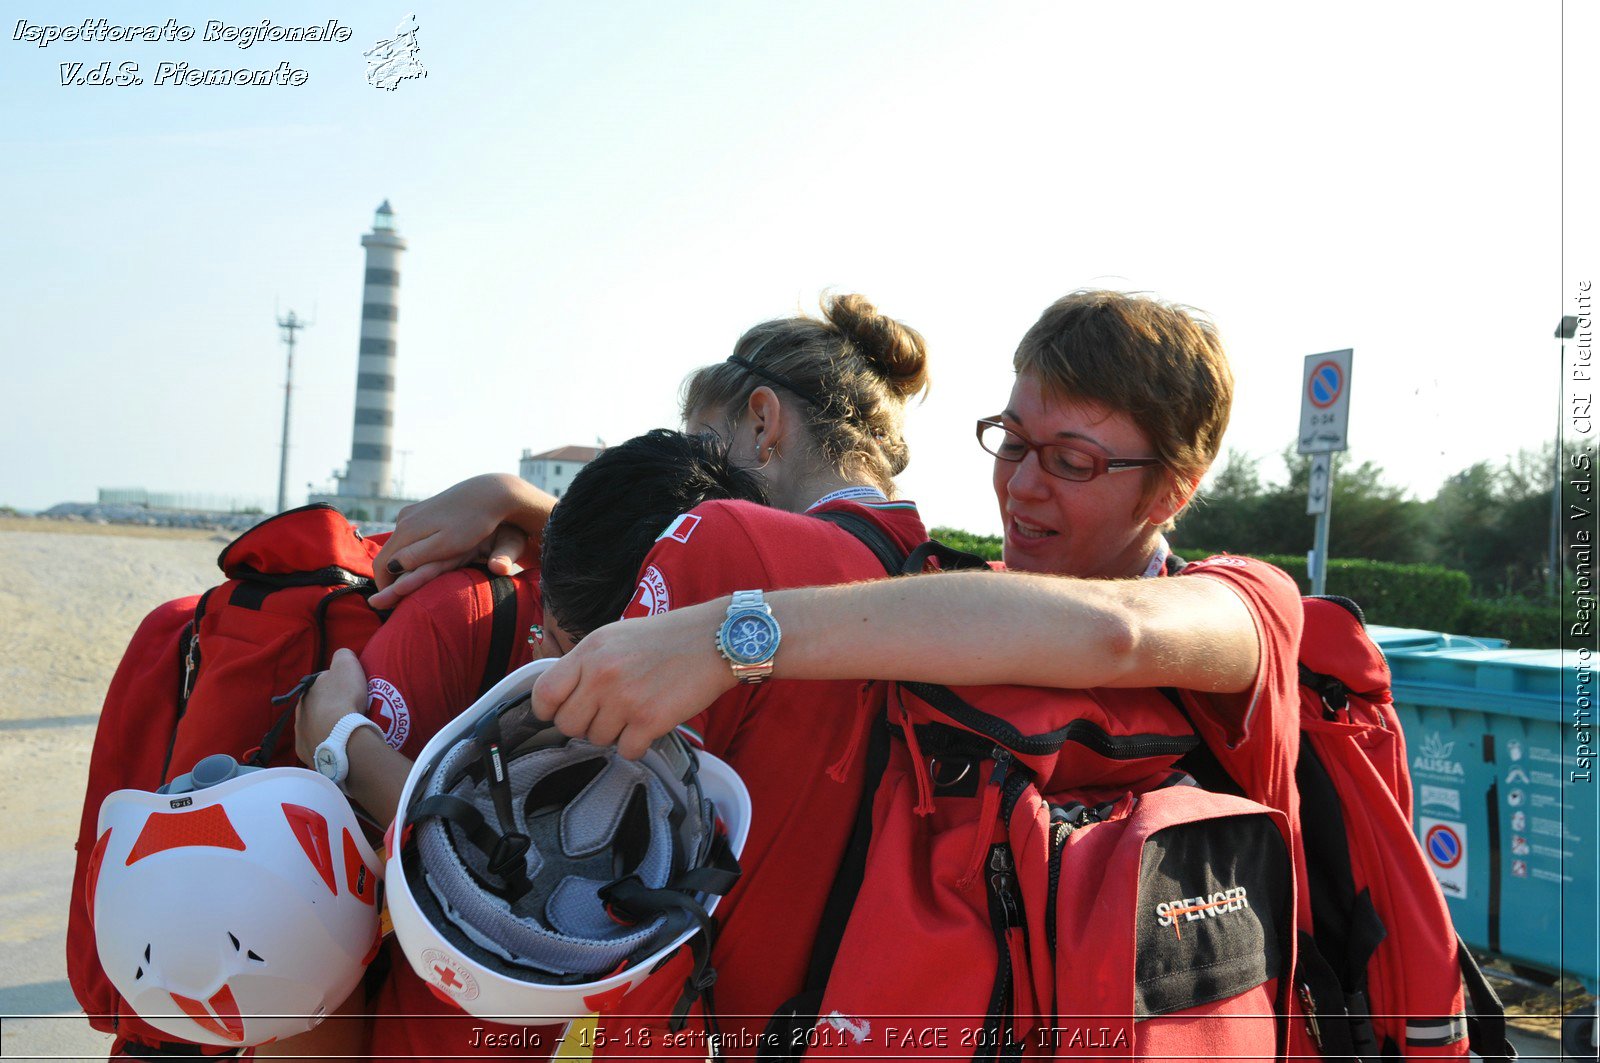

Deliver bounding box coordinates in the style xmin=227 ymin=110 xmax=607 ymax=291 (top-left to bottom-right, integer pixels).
xmin=356 ymin=568 xmax=563 ymax=1063
xmin=597 ymin=497 xmax=929 ymax=1056
xmin=1169 ymin=553 xmax=1308 ymax=913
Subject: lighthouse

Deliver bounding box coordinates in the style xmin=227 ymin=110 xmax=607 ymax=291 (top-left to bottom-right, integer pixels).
xmin=310 ymin=201 xmax=415 ymax=522
xmin=341 ymin=199 xmax=405 ymax=499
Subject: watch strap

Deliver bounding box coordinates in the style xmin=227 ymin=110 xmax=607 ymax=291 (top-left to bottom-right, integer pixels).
xmin=719 ymin=590 xmax=778 ymax=685
xmin=318 ymin=712 xmax=381 ymax=785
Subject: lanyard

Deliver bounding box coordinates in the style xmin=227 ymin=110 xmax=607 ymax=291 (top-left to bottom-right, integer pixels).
xmin=806 ymin=485 xmax=889 ymax=511
xmin=1141 ymin=536 xmax=1172 ymax=579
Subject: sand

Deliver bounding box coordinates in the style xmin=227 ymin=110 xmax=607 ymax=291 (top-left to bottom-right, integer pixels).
xmin=0 ymin=519 xmax=221 ymax=1060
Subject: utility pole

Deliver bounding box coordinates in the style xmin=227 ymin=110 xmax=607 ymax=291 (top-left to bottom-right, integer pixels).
xmin=1553 ymin=316 xmax=1580 ymax=597
xmin=276 ymin=310 xmax=310 ymax=514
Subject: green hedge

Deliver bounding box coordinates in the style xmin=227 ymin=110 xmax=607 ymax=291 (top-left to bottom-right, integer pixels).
xmin=1175 ymin=548 xmax=1472 ymax=632
xmin=933 ymin=531 xmax=1563 ymax=645
xmin=930 ymin=526 xmax=1002 ymax=562
xmin=1457 ymin=597 xmax=1564 ymax=649
xmin=1260 ymin=556 xmax=1472 ymax=634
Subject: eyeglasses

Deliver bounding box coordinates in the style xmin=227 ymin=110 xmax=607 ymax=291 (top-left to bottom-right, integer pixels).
xmin=976 ymin=418 xmax=1163 ymax=482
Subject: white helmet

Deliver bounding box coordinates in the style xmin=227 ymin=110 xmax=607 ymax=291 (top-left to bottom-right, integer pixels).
xmin=90 ymin=755 xmax=382 ymax=1047
xmin=386 ymin=658 xmax=751 ymax=1025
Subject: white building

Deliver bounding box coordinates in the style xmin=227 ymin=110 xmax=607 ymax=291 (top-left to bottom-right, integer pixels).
xmin=519 ymin=445 xmax=603 ymax=499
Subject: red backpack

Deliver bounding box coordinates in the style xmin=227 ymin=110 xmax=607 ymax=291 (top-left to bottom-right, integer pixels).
xmin=776 ymin=678 xmax=1295 ymax=1061
xmin=759 ymin=519 xmax=1294 ymax=1059
xmin=66 ymin=504 xmax=520 ymax=1056
xmin=1280 ymin=597 xmax=1510 ymax=1062
xmin=1164 ymin=585 xmax=1513 ymax=1063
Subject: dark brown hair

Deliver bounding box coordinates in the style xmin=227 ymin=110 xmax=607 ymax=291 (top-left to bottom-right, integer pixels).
xmin=680 ymin=293 xmax=930 ymax=492
xmin=1013 ymin=290 xmax=1233 ymax=515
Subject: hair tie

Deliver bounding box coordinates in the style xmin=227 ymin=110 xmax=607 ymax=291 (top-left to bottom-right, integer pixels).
xmin=726 ymin=356 xmax=827 ymax=410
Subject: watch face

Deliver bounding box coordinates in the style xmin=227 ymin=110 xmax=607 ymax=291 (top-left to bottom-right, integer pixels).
xmin=722 ymin=611 xmax=778 ymax=664
xmin=315 ymin=746 xmax=338 ymax=777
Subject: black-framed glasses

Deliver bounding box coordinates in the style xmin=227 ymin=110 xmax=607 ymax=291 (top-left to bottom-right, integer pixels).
xmin=976 ymin=418 xmax=1163 ymax=482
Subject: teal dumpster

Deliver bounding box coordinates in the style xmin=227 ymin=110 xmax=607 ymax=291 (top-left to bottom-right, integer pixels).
xmin=1367 ymin=625 xmax=1509 ymax=653
xmin=1382 ymin=644 xmax=1598 ymax=994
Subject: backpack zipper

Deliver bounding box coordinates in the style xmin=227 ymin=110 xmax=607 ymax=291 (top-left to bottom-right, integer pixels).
xmin=905 ymin=681 xmax=1200 ymax=760
xmin=161 ymin=591 xmax=212 ymax=782
xmin=980 ymin=841 xmax=1023 ymax=1062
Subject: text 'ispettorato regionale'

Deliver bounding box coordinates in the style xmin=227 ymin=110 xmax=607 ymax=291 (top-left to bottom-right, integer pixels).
xmin=14 ymin=18 xmax=353 ymax=87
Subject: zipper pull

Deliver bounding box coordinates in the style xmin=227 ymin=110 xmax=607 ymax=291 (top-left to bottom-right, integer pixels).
xmin=1297 ymin=983 xmax=1323 ymax=1050
xmin=989 ymin=746 xmax=1013 ymax=783
xmin=989 ymin=845 xmax=1020 ymax=926
xmin=180 ymin=631 xmax=199 ymax=704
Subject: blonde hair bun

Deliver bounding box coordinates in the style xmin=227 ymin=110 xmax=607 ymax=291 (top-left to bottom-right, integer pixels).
xmin=825 ymin=293 xmax=930 ymax=401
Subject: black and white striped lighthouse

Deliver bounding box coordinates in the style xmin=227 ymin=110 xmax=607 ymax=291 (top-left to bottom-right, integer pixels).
xmin=338 ymin=200 xmax=406 ymax=500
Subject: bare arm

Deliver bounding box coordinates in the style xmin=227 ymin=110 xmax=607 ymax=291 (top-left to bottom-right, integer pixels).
xmin=295 ymin=649 xmax=413 ymax=827
xmin=533 ymin=570 xmax=1259 ymax=759
xmin=371 ymin=473 xmax=556 ymax=608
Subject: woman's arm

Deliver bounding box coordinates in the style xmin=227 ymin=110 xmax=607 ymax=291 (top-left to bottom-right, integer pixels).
xmin=295 ymin=648 xmax=413 ymax=826
xmin=371 ymin=473 xmax=556 ymax=609
xmin=532 ymin=570 xmax=1260 ymax=759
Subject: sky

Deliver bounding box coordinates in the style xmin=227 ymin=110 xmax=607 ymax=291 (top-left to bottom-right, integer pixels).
xmin=2 ymin=1 xmax=1594 ymax=537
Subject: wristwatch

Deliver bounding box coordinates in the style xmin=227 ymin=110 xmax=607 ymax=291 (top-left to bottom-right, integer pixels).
xmin=314 ymin=713 xmax=383 ymax=787
xmin=715 ymin=590 xmax=781 ymax=684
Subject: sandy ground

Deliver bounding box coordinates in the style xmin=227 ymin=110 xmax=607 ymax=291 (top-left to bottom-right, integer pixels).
xmin=0 ymin=518 xmax=1580 ymax=1060
xmin=0 ymin=519 xmax=222 ymax=1060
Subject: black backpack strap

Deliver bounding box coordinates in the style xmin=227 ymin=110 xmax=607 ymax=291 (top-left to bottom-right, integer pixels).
xmin=810 ymin=509 xmax=904 ymax=576
xmin=1294 ymin=738 xmax=1389 ymax=1063
xmin=759 ymin=509 xmax=907 ymax=1058
xmin=760 ymin=715 xmax=892 ymax=1059
xmin=902 ymin=538 xmax=993 ymax=574
xmin=1456 ymin=936 xmax=1516 ymax=1062
xmin=1157 ymin=687 xmax=1246 ymax=797
xmin=249 ymin=584 xmax=370 ymax=769
xmin=477 ymin=571 xmax=520 ymax=699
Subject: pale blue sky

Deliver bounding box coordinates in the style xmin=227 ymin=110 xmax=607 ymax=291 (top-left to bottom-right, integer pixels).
xmin=2 ymin=2 xmax=1588 ymax=535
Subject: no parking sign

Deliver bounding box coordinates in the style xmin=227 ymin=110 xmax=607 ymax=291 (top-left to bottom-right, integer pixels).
xmin=1419 ymin=817 xmax=1468 ymax=899
xmin=1298 ymin=349 xmax=1353 ymax=454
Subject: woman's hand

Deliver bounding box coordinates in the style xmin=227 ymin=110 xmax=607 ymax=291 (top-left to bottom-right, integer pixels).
xmin=371 ymin=473 xmax=554 ymax=609
xmin=294 ymin=649 xmax=371 ymax=768
xmin=531 ymin=602 xmax=736 ymax=759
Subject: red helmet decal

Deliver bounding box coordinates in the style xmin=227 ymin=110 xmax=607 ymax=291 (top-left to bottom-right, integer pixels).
xmin=126 ymin=805 xmax=246 ymax=866
xmin=85 ymin=828 xmax=112 ymax=923
xmin=343 ymin=829 xmax=376 ymax=905
xmin=282 ymin=804 xmax=337 ymax=895
xmin=170 ymin=983 xmax=245 ymax=1043
xmin=361 ymin=921 xmax=383 ymax=967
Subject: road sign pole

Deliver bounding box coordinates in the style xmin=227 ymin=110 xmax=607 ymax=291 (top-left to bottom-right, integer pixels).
xmin=1312 ymin=480 xmax=1332 ymax=596
xmin=1298 ymin=350 xmax=1352 ymax=597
